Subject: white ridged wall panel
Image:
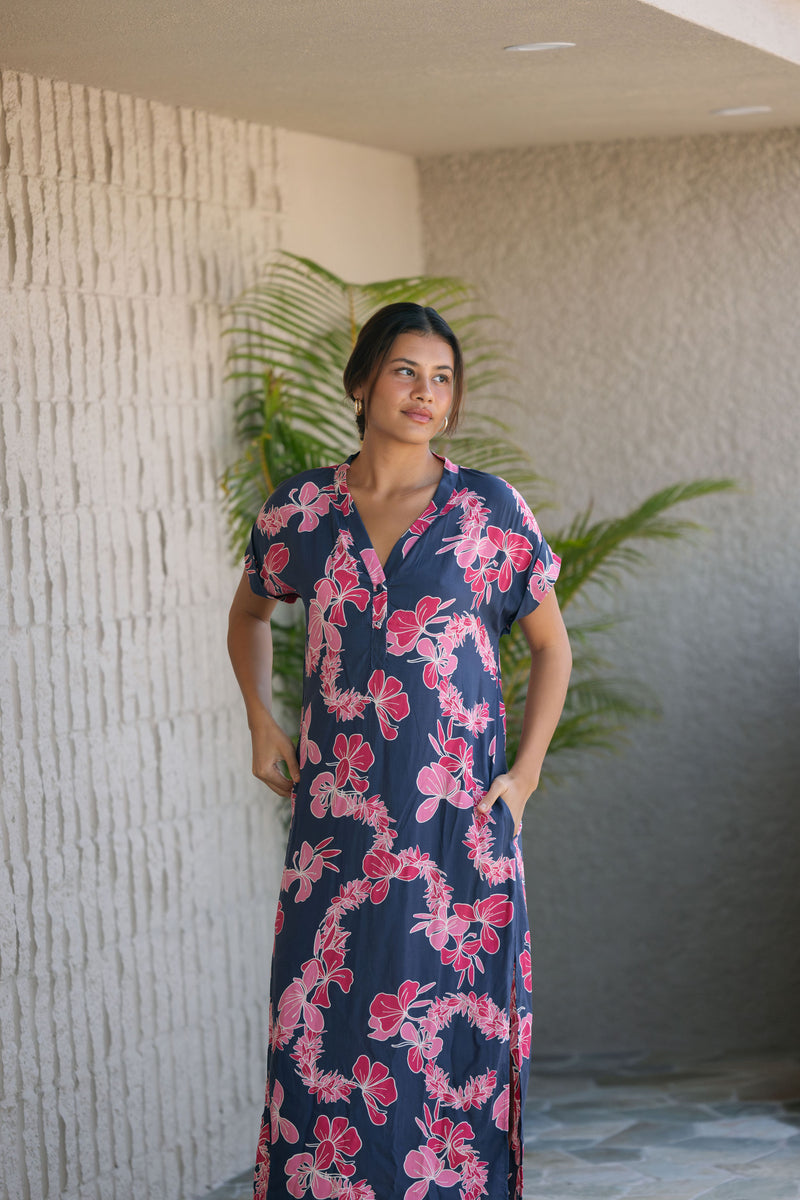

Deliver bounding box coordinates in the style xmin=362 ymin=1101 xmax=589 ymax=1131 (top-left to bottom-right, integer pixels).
xmin=0 ymin=68 xmax=287 ymax=1200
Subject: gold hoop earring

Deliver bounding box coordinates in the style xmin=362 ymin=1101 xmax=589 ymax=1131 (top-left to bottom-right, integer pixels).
xmin=354 ymin=396 xmax=363 ymax=417
xmin=438 ymin=414 xmax=449 ymax=435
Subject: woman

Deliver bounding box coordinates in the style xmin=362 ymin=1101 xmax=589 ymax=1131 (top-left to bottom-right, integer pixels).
xmin=228 ymin=303 xmax=572 ymax=1199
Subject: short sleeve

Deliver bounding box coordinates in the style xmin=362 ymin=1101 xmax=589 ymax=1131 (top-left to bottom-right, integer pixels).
xmin=495 ymin=484 xmax=561 ymax=635
xmin=244 ymin=488 xmax=301 ymax=604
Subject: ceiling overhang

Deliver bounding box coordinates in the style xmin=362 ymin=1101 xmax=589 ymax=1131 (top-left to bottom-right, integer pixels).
xmin=2 ymin=0 xmax=800 ymax=154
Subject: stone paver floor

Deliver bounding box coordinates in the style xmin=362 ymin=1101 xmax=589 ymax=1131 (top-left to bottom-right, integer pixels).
xmin=198 ymin=1050 xmax=800 ymax=1200
xmin=522 ymin=1049 xmax=800 ymax=1199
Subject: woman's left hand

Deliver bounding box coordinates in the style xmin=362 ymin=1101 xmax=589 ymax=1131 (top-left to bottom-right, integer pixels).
xmin=478 ymin=770 xmax=538 ymax=836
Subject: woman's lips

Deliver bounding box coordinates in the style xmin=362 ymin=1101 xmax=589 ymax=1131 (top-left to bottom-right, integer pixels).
xmin=404 ymin=410 xmax=433 ymax=423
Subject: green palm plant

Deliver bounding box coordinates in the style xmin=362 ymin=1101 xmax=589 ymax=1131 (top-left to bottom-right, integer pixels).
xmin=221 ymin=252 xmax=734 ymax=785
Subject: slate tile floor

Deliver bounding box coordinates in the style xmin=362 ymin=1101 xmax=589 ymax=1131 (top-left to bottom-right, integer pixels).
xmin=521 ymin=1050 xmax=800 ymax=1199
xmin=198 ymin=1050 xmax=800 ymax=1199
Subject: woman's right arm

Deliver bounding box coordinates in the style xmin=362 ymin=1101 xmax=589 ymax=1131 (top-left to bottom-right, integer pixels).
xmin=227 ymin=571 xmax=300 ymax=797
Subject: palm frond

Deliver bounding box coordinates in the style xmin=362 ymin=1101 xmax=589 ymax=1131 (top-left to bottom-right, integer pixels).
xmin=540 ymin=675 xmax=660 ymax=782
xmin=553 ymin=479 xmax=738 ymax=608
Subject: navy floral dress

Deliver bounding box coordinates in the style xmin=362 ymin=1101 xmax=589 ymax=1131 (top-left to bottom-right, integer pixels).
xmin=245 ymin=454 xmax=560 ymax=1200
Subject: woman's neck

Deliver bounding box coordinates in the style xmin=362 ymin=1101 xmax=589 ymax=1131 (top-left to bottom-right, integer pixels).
xmin=348 ymin=436 xmax=443 ymax=497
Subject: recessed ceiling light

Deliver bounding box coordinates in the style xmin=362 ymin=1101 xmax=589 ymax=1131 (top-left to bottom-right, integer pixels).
xmin=711 ymin=105 xmax=772 ymax=116
xmin=504 ymin=42 xmax=576 ymax=52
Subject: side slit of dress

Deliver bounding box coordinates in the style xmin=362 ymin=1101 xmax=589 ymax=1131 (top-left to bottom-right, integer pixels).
xmin=508 ymin=969 xmax=524 ymax=1198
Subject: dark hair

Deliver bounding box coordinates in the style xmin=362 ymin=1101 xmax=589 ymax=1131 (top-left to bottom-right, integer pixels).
xmin=342 ymin=302 xmax=464 ymax=440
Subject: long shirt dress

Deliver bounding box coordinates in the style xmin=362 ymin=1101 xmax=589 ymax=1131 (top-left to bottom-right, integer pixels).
xmin=244 ymin=453 xmax=560 ymax=1200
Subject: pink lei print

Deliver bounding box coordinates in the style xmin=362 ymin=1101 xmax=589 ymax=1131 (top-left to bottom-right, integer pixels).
xmin=245 ymin=456 xmax=560 ymax=1199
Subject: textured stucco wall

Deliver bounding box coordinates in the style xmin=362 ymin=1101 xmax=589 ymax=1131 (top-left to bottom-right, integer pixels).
xmin=419 ymin=128 xmax=800 ymax=1056
xmin=0 ymin=69 xmax=421 ymax=1200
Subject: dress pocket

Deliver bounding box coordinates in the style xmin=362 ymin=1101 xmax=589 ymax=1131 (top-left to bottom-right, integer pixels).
xmin=493 ymin=794 xmax=518 ymax=843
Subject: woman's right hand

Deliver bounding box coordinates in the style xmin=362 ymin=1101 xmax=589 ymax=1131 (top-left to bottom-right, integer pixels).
xmin=250 ymin=714 xmax=300 ymax=797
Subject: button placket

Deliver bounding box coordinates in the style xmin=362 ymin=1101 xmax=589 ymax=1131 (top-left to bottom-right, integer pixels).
xmin=369 ymin=580 xmax=388 ymax=670
xmin=372 ymin=583 xmax=387 ymax=630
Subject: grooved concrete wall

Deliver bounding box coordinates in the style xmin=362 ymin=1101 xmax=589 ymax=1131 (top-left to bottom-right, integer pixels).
xmin=420 ymin=128 xmax=800 ymax=1056
xmin=0 ymin=68 xmax=421 ymax=1200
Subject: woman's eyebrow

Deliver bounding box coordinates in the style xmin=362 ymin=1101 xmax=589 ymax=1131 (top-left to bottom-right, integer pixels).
xmin=389 ymin=356 xmax=453 ymax=371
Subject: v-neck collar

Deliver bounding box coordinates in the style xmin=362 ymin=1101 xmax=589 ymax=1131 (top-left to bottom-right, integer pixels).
xmin=336 ymin=452 xmax=458 ymax=585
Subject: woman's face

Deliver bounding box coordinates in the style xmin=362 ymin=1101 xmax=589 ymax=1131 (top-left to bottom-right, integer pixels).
xmin=360 ymin=332 xmax=454 ymax=445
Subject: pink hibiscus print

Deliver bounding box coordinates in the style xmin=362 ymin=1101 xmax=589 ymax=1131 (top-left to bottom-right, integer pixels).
xmin=403 ymin=1146 xmax=460 ymax=1200
xmin=453 ymin=895 xmax=514 ymax=955
xmin=438 ymin=523 xmax=484 ymax=569
xmin=299 ymin=705 xmax=321 ymax=768
xmin=476 ymin=525 xmax=533 ymax=593
xmin=310 ymin=945 xmax=354 ymax=1009
xmin=463 ymin=558 xmax=497 ymax=606
xmin=492 ymin=1085 xmax=509 ymax=1131
xmin=530 ymin=553 xmax=561 ymax=600
xmin=399 ymin=1017 xmax=443 ymax=1074
xmin=309 ymin=770 xmax=336 ymax=819
xmin=285 ymin=1152 xmax=323 ymax=1199
xmin=363 ymin=848 xmax=420 ymax=904
xmin=281 ymin=837 xmax=340 ymax=903
xmin=410 ymin=907 xmax=470 ymax=952
xmin=359 ymin=547 xmax=385 ymax=589
xmin=269 ymin=1079 xmax=299 ymax=1144
xmin=307 ymin=598 xmax=342 ymax=666
xmin=415 ymin=635 xmax=458 ymax=690
xmin=368 ymin=980 xmax=435 ymax=1040
xmin=425 ymin=1115 xmax=475 ymax=1169
xmin=367 ymin=670 xmax=410 ymax=740
xmin=440 ymin=935 xmax=483 ymax=987
xmin=352 ymin=1055 xmax=398 ymax=1125
xmin=514 ymin=1012 xmax=532 ymax=1067
xmin=386 ymin=595 xmax=451 ymax=655
xmin=401 ymin=503 xmax=439 ymax=558
xmin=431 ymin=730 xmax=473 ymax=778
xmin=316 ymin=568 xmax=370 ymax=627
xmin=520 ymin=940 xmax=532 ymax=993
xmin=312 ymin=1115 xmax=362 ymax=1175
xmin=280 ymin=480 xmax=332 ymax=531
xmin=415 ymin=762 xmax=473 ymax=823
xmin=277 ymin=958 xmax=324 ymax=1037
xmin=332 ymin=732 xmax=374 ymax=789
xmin=260 ymin=542 xmax=291 ymax=593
